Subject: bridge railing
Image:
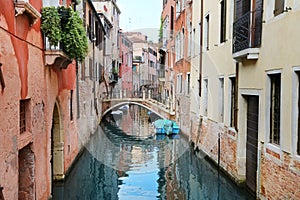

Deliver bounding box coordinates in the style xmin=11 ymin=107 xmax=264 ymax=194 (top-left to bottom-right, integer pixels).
xmin=102 ymin=89 xmax=176 ymax=115
xmin=103 ymin=90 xmax=151 ymax=100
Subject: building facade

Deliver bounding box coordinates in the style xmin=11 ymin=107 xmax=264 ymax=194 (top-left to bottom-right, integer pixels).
xmin=126 ymin=32 xmax=159 ymax=98
xmin=118 ymin=30 xmax=133 ymax=98
xmin=186 ymin=0 xmax=300 ymax=199
xmin=173 ymin=0 xmax=193 ymax=133
xmin=93 ymin=0 xmax=121 ymax=98
xmin=77 ymin=0 xmax=106 ymax=146
xmin=0 ymin=0 xmax=80 ymax=199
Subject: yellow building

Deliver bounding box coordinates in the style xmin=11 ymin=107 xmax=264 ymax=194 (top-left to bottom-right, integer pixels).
xmin=189 ymin=0 xmax=300 ymax=199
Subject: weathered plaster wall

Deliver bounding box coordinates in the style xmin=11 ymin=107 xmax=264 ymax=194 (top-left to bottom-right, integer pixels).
xmin=0 ymin=1 xmax=79 ymax=199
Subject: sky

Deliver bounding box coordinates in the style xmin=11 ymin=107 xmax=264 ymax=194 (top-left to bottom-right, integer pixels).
xmin=118 ymin=0 xmax=162 ymax=42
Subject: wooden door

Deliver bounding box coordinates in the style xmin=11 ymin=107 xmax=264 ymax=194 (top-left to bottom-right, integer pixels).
xmin=246 ymin=96 xmax=259 ymax=195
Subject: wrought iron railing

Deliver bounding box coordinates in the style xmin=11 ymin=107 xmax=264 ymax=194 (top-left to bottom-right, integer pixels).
xmin=233 ymin=12 xmax=251 ymax=53
xmin=233 ymin=8 xmax=263 ymax=54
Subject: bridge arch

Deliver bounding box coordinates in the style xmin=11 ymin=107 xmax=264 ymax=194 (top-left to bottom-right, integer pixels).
xmin=101 ymin=101 xmax=166 ymax=120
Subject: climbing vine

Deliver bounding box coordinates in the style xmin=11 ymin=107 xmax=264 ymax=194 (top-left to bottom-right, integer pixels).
xmin=41 ymin=6 xmax=61 ymax=47
xmin=41 ymin=6 xmax=88 ymax=61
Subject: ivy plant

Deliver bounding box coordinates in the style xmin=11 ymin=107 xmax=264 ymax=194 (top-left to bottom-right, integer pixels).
xmin=41 ymin=6 xmax=61 ymax=46
xmin=41 ymin=6 xmax=88 ymax=61
xmin=60 ymin=7 xmax=88 ymax=61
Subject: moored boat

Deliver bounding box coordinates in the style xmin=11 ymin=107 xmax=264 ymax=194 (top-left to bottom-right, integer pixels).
xmin=153 ymin=119 xmax=180 ymax=135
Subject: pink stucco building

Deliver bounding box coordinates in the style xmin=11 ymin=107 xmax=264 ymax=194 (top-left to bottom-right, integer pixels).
xmin=0 ymin=1 xmax=80 ymax=199
xmin=119 ymin=30 xmax=133 ymax=97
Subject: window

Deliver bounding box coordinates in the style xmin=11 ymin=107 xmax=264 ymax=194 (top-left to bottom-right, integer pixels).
xmin=220 ymin=0 xmax=227 ymax=43
xmin=171 ymin=6 xmax=174 ymax=34
xmin=175 ymin=33 xmax=180 ymax=61
xmin=204 ymin=14 xmax=210 ymax=51
xmin=187 ymin=73 xmax=190 ymax=95
xmin=203 ymin=79 xmax=208 ymax=116
xmin=274 ymin=0 xmax=285 ymax=16
xmin=20 ymin=100 xmax=26 ymax=133
xmin=181 ymin=28 xmax=184 ymax=59
xmin=219 ymin=78 xmax=224 ymax=122
xmin=230 ymin=77 xmax=236 ymax=127
xmin=188 ymin=23 xmax=192 ymax=57
xmin=176 ymin=0 xmax=181 ymax=18
xmin=177 ymin=74 xmax=183 ymax=93
xmin=269 ymin=73 xmax=281 ymax=145
xmin=20 ymin=99 xmax=30 ymax=134
xmin=180 ymin=74 xmax=183 ymax=93
xmin=235 ymin=0 xmax=251 ymax=20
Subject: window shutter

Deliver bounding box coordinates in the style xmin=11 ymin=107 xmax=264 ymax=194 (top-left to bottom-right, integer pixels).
xmin=253 ymin=0 xmax=263 ymax=47
xmin=274 ymin=0 xmax=285 ymax=16
xmin=235 ymin=0 xmax=243 ymax=20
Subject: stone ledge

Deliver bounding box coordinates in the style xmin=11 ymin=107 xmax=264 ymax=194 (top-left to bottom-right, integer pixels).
xmin=15 ymin=1 xmax=41 ymax=26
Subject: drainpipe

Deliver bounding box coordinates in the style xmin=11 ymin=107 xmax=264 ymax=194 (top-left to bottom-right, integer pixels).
xmin=198 ymin=0 xmax=204 ymax=97
xmin=234 ymin=62 xmax=239 ymax=131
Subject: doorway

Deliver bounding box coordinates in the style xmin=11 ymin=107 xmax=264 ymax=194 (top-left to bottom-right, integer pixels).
xmin=51 ymin=102 xmax=65 ymax=187
xmin=246 ymin=95 xmax=259 ymax=195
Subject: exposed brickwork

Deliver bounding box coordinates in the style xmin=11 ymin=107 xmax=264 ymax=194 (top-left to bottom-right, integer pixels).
xmin=190 ymin=117 xmax=238 ymax=180
xmin=266 ymin=148 xmax=281 ymax=160
xmin=260 ymin=151 xmax=300 ymax=199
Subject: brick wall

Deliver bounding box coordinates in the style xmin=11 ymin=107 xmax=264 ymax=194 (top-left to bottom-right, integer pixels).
xmin=190 ymin=117 xmax=239 ymax=181
xmin=260 ymin=149 xmax=300 ymax=199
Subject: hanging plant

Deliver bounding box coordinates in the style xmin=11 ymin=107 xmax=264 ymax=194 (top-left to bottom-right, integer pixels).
xmin=60 ymin=7 xmax=88 ymax=61
xmin=41 ymin=6 xmax=88 ymax=61
xmin=41 ymin=6 xmax=61 ymax=46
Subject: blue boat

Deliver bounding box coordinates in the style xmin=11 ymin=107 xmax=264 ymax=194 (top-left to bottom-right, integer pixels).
xmin=153 ymin=119 xmax=180 ymax=135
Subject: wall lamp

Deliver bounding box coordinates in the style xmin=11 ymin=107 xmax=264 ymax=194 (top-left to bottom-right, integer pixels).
xmin=0 ymin=63 xmax=5 ymax=90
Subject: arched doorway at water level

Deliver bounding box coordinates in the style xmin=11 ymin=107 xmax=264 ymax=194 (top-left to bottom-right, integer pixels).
xmin=51 ymin=102 xmax=65 ymax=196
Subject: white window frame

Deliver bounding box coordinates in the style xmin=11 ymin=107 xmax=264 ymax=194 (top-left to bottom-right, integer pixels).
xmin=219 ymin=77 xmax=224 ymax=123
xmin=203 ymin=78 xmax=208 ymax=116
xmin=292 ymin=67 xmax=300 ymax=159
xmin=265 ymin=69 xmax=282 ymax=147
xmin=228 ymin=75 xmax=236 ymax=127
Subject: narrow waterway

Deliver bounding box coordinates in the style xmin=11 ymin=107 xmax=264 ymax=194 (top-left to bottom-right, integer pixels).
xmin=53 ymin=105 xmax=254 ymax=200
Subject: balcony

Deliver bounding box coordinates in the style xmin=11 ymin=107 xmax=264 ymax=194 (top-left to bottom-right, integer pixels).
xmin=109 ymin=72 xmax=119 ymax=84
xmin=44 ymin=37 xmax=72 ymax=69
xmin=158 ymin=64 xmax=166 ymax=82
xmin=232 ymin=9 xmax=263 ymax=61
xmin=14 ymin=0 xmax=41 ymax=26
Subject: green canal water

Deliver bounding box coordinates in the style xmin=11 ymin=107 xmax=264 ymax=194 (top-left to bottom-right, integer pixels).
xmin=53 ymin=105 xmax=254 ymax=200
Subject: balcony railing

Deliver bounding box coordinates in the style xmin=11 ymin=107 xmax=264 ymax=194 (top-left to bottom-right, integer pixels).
xmin=109 ymin=72 xmax=119 ymax=84
xmin=232 ymin=8 xmax=263 ymax=60
xmin=44 ymin=36 xmax=71 ymax=69
xmin=233 ymin=12 xmax=251 ymax=53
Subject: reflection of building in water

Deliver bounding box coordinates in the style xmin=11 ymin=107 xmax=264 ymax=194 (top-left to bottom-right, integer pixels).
xmin=53 ymin=150 xmax=119 ymax=200
xmin=119 ymin=105 xmax=152 ymax=138
xmin=117 ymin=143 xmax=132 ymax=175
xmin=157 ymin=138 xmax=187 ymax=199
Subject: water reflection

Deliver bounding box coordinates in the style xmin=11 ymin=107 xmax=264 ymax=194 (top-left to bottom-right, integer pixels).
xmin=53 ymin=105 xmax=253 ymax=200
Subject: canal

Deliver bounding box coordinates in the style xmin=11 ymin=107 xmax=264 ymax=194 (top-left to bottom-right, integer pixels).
xmin=53 ymin=105 xmax=254 ymax=200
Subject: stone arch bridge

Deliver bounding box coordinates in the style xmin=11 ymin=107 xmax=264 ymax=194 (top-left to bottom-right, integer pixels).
xmin=101 ymin=98 xmax=175 ymax=121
